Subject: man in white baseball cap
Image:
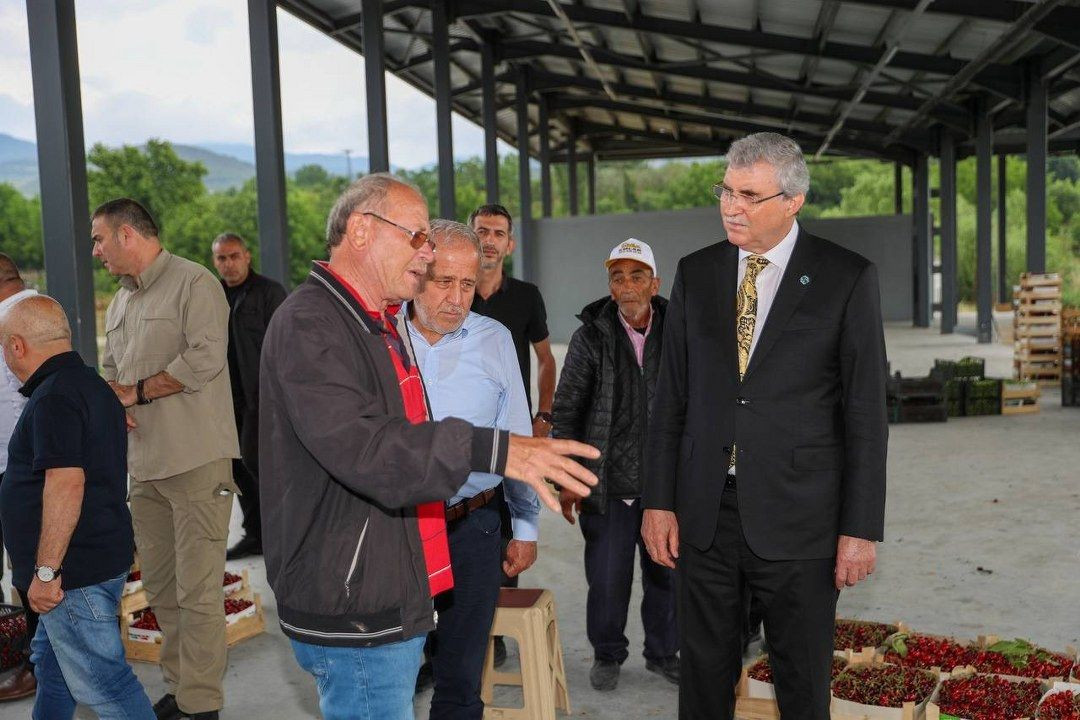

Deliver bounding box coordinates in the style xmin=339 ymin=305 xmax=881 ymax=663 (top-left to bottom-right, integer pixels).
xmin=551 ymin=237 xmax=679 ymax=692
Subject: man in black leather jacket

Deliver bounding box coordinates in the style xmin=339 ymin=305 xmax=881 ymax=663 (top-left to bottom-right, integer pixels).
xmin=211 ymin=233 xmax=287 ymax=560
xmin=552 ymin=239 xmax=679 ymax=693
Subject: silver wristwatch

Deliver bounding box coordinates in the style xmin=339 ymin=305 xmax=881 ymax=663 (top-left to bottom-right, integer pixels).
xmin=35 ymin=565 xmax=61 ymax=583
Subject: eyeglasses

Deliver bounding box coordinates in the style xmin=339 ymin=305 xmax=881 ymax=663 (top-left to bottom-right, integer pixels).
xmin=712 ymin=184 xmax=786 ymax=208
xmin=363 ymin=212 xmax=433 ymax=251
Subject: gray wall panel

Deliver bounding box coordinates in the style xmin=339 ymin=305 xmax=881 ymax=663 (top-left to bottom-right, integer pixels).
xmin=527 ymin=209 xmax=913 ymax=342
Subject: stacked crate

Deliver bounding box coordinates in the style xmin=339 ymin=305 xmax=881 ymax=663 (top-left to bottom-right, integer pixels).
xmin=886 ymin=374 xmax=947 ymax=423
xmin=1001 ymin=380 xmax=1041 ymax=415
xmin=1013 ymin=273 xmax=1063 ymax=386
xmin=932 ymin=357 xmax=989 ymax=417
xmin=120 ymin=566 xmax=265 ymax=663
xmin=1064 ymin=308 xmax=1080 ymax=407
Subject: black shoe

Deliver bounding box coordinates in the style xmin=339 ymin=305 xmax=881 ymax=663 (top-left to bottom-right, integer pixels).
xmin=415 ymin=660 xmax=434 ymax=694
xmin=186 ymin=713 xmax=219 ymax=719
xmin=590 ymin=659 xmax=620 ymax=691
xmin=153 ymin=694 xmax=182 ymax=720
xmin=646 ymin=656 xmax=680 ymax=684
xmin=226 ymin=536 xmax=262 ymax=561
xmin=493 ymin=636 xmax=507 ymax=668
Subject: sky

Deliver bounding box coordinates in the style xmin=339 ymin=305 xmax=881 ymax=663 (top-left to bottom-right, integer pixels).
xmin=0 ymin=0 xmax=506 ymax=168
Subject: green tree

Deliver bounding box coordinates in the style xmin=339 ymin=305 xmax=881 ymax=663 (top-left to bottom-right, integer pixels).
xmin=0 ymin=183 xmax=43 ymax=269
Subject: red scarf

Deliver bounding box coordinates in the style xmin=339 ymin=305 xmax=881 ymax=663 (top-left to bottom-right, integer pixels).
xmin=319 ymin=263 xmax=453 ymax=596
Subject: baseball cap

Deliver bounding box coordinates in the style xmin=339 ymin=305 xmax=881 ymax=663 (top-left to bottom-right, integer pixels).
xmin=605 ymin=238 xmax=658 ymax=276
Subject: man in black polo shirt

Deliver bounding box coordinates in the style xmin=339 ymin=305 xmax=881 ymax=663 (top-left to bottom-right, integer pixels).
xmin=0 ymin=295 xmax=154 ymax=719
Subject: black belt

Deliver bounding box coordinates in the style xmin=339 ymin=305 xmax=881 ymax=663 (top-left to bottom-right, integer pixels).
xmin=445 ymin=487 xmax=498 ymax=523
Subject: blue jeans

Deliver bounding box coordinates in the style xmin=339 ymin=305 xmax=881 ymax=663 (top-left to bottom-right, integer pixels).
xmin=30 ymin=570 xmax=155 ymax=720
xmin=291 ymin=634 xmax=426 ymax=720
xmin=429 ymin=501 xmax=503 ymax=719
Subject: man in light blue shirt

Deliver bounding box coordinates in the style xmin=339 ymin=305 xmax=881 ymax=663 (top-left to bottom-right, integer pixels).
xmin=407 ymin=219 xmax=539 ymax=719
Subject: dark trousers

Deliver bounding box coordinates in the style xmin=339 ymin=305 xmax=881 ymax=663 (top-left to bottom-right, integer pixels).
xmin=429 ymin=501 xmax=503 ymax=720
xmin=678 ymin=487 xmax=838 ymax=720
xmin=579 ymin=498 xmax=678 ymax=665
xmin=233 ymin=406 xmax=261 ymax=542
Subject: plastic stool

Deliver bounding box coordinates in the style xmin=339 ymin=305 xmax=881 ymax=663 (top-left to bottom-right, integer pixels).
xmin=480 ymin=588 xmax=570 ymax=719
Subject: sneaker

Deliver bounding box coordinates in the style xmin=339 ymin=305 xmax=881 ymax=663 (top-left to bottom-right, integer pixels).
xmin=153 ymin=694 xmax=182 ymax=720
xmin=645 ymin=655 xmax=680 ymax=684
xmin=226 ymin=535 xmax=263 ymax=561
xmin=589 ymin=659 xmax=620 ymax=691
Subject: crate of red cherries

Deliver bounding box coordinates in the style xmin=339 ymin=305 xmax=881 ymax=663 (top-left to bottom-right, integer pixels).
xmin=122 ymin=589 xmax=265 ymax=664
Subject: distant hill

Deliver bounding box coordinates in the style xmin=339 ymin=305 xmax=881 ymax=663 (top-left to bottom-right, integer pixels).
xmin=0 ymin=133 xmax=369 ymax=196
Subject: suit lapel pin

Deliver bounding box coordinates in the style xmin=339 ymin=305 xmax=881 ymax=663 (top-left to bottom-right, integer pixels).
xmin=800 ymin=275 xmax=811 ymax=286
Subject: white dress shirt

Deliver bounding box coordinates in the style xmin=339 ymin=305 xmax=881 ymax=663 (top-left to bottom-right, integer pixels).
xmin=736 ymin=220 xmax=800 ymax=362
xmin=0 ymin=288 xmax=38 ymax=472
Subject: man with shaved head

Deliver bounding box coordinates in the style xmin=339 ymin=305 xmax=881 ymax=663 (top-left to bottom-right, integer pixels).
xmin=0 ymin=294 xmax=154 ymax=718
xmin=0 ymin=253 xmax=39 ymax=702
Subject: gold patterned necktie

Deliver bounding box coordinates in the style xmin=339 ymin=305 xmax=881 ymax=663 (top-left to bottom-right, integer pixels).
xmin=736 ymin=255 xmax=770 ymax=379
xmin=730 ymin=255 xmax=769 ymax=470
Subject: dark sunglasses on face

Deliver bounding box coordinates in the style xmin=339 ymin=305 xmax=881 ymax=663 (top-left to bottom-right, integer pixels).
xmin=363 ymin=212 xmax=434 ymax=251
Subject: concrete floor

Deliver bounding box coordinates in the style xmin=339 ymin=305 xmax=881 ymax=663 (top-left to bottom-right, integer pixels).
xmin=2 ymin=312 xmax=1078 ymax=719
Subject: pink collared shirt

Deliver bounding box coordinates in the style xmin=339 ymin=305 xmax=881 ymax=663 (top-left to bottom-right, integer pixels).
xmin=617 ymin=304 xmax=653 ymax=367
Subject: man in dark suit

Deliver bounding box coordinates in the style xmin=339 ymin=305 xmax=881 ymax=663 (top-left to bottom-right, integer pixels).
xmin=642 ymin=132 xmax=888 ymax=720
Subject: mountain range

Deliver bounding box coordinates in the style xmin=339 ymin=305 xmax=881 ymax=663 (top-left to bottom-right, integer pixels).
xmin=0 ymin=133 xmax=369 ymax=195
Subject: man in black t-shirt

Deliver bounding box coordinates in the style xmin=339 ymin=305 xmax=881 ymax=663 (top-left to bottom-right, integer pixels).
xmin=469 ymin=205 xmax=555 ymax=431
xmin=0 ymin=295 xmax=154 ymax=718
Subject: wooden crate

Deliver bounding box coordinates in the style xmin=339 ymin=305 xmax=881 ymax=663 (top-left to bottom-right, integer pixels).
xmin=122 ymin=591 xmax=265 ymax=664
xmin=119 ymin=569 xmax=250 ymax=616
xmin=1018 ymin=272 xmax=1062 ymax=287
xmin=1002 ymin=381 xmax=1041 ymax=415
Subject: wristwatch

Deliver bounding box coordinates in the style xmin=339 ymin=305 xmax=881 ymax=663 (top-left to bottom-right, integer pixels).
xmin=35 ymin=565 xmax=61 ymax=583
xmin=136 ymin=378 xmax=153 ymax=405
xmin=534 ymin=412 xmax=553 ymax=424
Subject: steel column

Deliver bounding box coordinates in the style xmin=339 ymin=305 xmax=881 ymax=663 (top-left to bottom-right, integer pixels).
xmin=997 ymin=154 xmax=1008 ymax=303
xmin=567 ymin=124 xmax=578 ymax=216
xmin=538 ymin=95 xmax=552 ymax=217
xmin=894 ymin=161 xmax=903 ymax=214
xmin=515 ymin=68 xmax=532 ymax=280
xmin=247 ymin=0 xmax=290 ymax=286
xmin=939 ymin=132 xmax=958 ymax=334
xmin=912 ymin=154 xmax=932 ymax=327
xmin=432 ymin=0 xmax=455 ymax=219
xmin=26 ymin=0 xmax=96 ymax=364
xmin=587 ymin=152 xmax=597 ymax=215
xmin=1025 ymin=61 xmax=1047 ymax=273
xmin=481 ymin=35 xmax=499 ymax=203
xmin=362 ymin=0 xmax=389 ymax=172
xmin=975 ymin=97 xmax=993 ymax=343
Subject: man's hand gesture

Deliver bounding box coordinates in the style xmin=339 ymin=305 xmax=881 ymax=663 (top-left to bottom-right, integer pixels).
xmin=504 ymin=435 xmax=599 ymax=513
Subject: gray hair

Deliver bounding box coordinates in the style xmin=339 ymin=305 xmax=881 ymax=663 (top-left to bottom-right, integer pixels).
xmin=726 ymin=132 xmax=810 ymax=197
xmin=325 ymin=173 xmax=422 ymax=252
xmin=429 ymin=219 xmax=482 ymax=263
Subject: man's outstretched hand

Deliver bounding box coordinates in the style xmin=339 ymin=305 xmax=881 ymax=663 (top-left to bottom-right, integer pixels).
xmin=504 ymin=435 xmax=599 ymax=513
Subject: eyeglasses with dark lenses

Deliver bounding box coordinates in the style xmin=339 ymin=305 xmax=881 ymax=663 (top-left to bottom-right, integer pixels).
xmin=363 ymin=212 xmax=433 ymax=251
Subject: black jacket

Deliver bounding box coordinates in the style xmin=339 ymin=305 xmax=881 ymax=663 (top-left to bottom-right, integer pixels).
xmin=259 ymin=262 xmax=509 ymax=647
xmin=553 ymin=296 xmax=666 ymax=514
xmin=225 ymin=272 xmax=288 ymax=409
xmin=643 ymin=231 xmax=888 ymax=560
